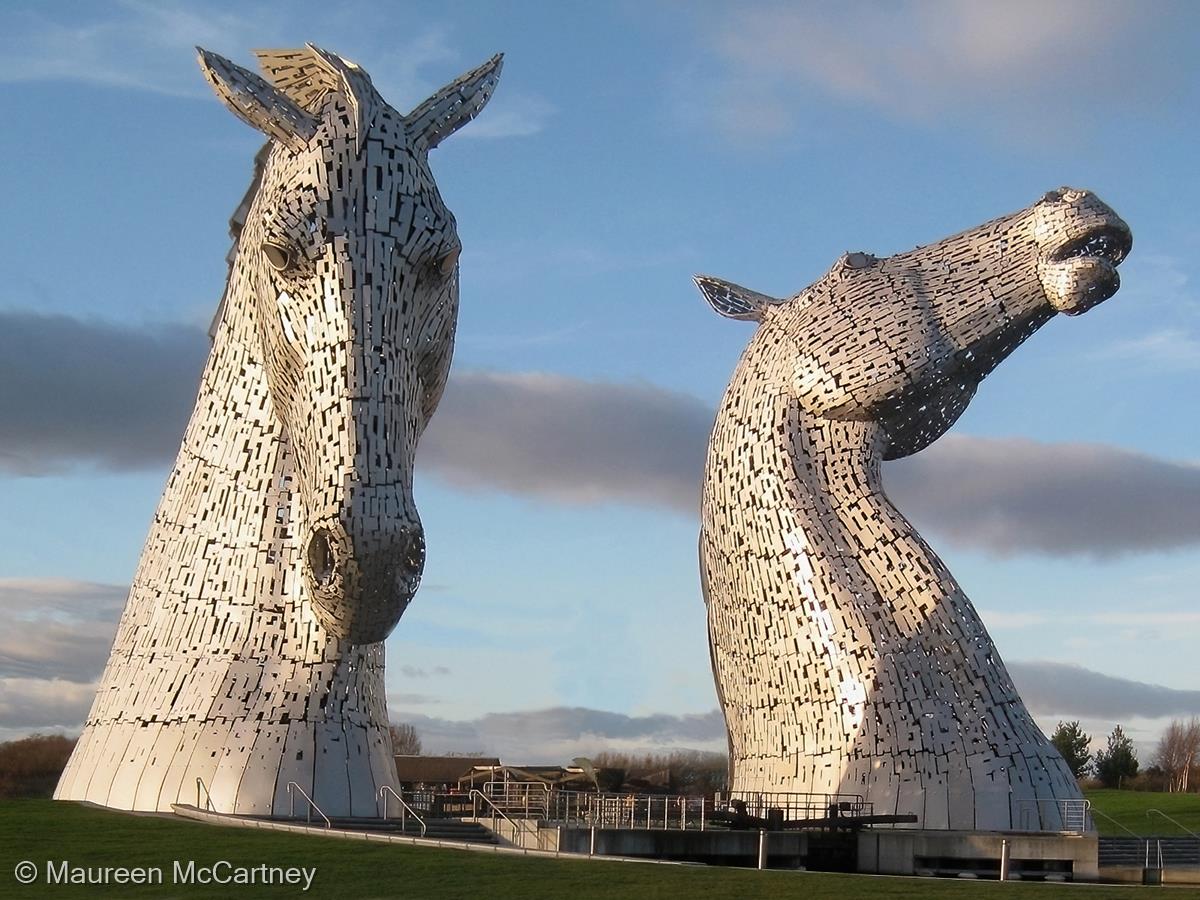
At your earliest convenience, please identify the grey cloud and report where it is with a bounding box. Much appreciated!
[427,374,1200,559]
[393,707,727,762]
[2,310,1196,558]
[422,371,710,511]
[0,311,204,474]
[0,677,96,732]
[888,436,1200,558]
[0,579,125,682]
[1009,661,1200,720]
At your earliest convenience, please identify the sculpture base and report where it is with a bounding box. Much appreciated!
[858,828,1098,882]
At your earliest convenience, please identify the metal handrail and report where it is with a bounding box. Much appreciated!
[1146,808,1200,840]
[471,789,538,842]
[550,791,706,830]
[195,777,216,812]
[285,782,331,829]
[1148,838,1163,870]
[1090,806,1142,838]
[379,785,427,837]
[1015,797,1091,833]
[480,782,549,825]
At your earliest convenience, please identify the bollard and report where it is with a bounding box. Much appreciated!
[999,839,1009,882]
[589,824,597,857]
[757,829,768,870]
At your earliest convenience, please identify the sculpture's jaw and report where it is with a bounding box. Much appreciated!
[1040,222,1132,316]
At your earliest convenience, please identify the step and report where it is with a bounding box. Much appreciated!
[269,816,499,844]
[1099,837,1200,867]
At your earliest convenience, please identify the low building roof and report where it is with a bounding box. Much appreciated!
[394,756,501,784]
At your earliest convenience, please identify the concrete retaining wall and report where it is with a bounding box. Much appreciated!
[857,829,1098,881]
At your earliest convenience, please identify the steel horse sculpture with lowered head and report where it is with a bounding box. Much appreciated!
[56,45,501,815]
[697,188,1131,830]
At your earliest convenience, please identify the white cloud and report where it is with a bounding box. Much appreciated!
[688,0,1187,142]
[0,0,270,97]
[0,3,548,137]
[395,707,727,762]
[1096,328,1200,372]
[454,92,554,140]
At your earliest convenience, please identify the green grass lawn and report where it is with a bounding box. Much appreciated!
[1085,789,1200,838]
[0,800,1159,899]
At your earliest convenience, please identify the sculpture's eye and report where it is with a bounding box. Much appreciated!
[437,246,461,276]
[842,251,873,270]
[262,241,294,271]
[1042,189,1065,204]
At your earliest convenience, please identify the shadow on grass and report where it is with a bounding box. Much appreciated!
[0,800,1148,899]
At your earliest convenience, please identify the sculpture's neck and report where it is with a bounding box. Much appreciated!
[122,281,330,662]
[788,406,963,635]
[707,358,962,638]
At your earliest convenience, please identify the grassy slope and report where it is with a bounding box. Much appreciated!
[1085,789,1200,838]
[0,801,1152,899]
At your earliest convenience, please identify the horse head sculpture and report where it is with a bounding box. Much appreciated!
[56,46,500,816]
[200,45,499,644]
[697,189,1130,830]
[697,188,1130,459]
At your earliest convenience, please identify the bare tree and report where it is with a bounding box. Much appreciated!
[390,723,422,756]
[1155,718,1200,793]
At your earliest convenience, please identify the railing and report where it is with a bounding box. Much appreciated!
[724,789,870,823]
[379,786,427,837]
[479,781,551,819]
[463,786,870,832]
[548,791,703,830]
[195,777,216,812]
[1015,798,1091,833]
[1146,808,1200,840]
[1091,806,1143,838]
[471,789,540,844]
[285,782,331,829]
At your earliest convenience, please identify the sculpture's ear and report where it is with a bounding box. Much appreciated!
[405,54,503,152]
[197,47,319,152]
[693,275,786,322]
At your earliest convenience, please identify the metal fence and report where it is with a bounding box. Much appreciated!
[393,782,1089,835]
[471,781,869,831]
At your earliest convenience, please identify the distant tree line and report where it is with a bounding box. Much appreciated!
[0,734,76,799]
[1050,717,1200,792]
[588,750,728,796]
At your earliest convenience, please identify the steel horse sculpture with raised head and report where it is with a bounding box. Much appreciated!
[697,188,1131,830]
[56,45,501,815]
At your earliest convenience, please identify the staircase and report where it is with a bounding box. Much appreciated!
[274,815,499,844]
[1099,837,1200,868]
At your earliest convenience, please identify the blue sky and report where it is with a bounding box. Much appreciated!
[0,0,1197,762]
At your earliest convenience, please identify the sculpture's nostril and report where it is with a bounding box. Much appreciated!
[395,528,426,596]
[307,528,336,586]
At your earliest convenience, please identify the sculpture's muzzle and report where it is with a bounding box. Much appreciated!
[304,515,425,645]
